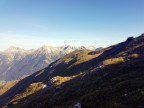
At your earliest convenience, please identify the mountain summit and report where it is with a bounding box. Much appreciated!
[0,34,144,108]
[0,45,96,81]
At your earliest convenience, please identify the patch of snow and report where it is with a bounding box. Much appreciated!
[73,103,81,108]
[42,84,47,89]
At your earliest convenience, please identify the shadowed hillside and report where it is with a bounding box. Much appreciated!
[0,34,144,108]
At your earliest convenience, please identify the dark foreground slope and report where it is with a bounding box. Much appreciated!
[0,34,144,108]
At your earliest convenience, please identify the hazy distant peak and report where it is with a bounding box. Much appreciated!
[5,46,23,52]
[7,46,20,50]
[0,45,78,81]
[2,45,97,54]
[40,45,54,48]
[78,46,96,50]
[62,45,76,51]
[59,45,74,49]
[38,45,53,50]
[86,46,96,50]
[79,46,86,49]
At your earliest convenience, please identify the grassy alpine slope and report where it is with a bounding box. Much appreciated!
[0,34,144,108]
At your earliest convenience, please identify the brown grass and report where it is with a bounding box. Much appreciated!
[103,57,125,65]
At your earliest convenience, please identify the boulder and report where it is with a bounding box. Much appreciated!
[73,103,81,108]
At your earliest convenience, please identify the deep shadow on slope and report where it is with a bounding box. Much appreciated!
[11,57,144,108]
[0,38,136,105]
[49,38,135,76]
[1,35,144,107]
[0,67,50,106]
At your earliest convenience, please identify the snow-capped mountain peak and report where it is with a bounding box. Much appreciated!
[0,45,96,81]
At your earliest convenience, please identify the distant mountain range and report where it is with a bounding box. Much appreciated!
[0,45,96,81]
[0,34,144,108]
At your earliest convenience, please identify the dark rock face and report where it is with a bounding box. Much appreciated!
[126,36,134,42]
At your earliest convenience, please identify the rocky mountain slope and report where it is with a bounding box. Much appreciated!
[0,34,144,108]
[0,45,96,81]
[0,81,6,87]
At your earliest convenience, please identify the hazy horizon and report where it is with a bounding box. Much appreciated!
[0,0,144,50]
[0,44,98,51]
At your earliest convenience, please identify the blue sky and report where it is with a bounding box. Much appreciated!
[0,0,144,50]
